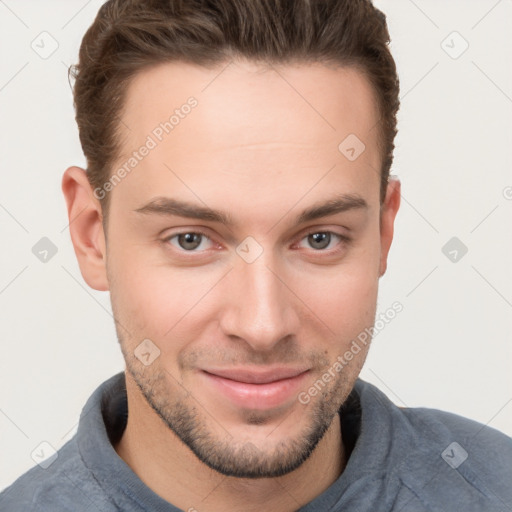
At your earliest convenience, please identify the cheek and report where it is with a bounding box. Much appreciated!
[108,246,223,347]
[298,270,377,336]
[292,240,380,337]
[307,274,377,380]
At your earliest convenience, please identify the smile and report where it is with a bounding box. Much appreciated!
[200,367,311,410]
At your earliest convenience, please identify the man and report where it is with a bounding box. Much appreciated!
[1,0,510,511]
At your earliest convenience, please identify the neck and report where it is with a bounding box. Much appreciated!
[114,373,346,512]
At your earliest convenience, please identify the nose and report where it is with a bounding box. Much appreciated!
[218,250,300,353]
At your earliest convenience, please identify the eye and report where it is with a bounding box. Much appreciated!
[162,229,350,255]
[297,231,350,251]
[164,231,214,252]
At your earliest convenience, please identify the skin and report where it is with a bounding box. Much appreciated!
[62,59,401,511]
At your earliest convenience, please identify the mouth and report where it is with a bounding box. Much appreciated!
[199,367,310,410]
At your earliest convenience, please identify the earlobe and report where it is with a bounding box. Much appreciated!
[379,177,401,277]
[61,166,109,291]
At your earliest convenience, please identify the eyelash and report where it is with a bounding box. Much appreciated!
[162,229,351,257]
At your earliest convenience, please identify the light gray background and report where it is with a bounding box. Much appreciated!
[1,0,511,490]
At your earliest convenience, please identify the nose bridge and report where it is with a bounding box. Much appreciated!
[220,246,298,351]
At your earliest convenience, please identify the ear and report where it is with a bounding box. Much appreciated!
[61,166,109,291]
[379,177,401,277]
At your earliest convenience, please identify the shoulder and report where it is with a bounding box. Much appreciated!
[354,380,512,510]
[404,407,512,510]
[356,378,512,458]
[401,403,512,473]
[0,438,117,512]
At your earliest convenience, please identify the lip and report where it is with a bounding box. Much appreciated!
[200,367,310,410]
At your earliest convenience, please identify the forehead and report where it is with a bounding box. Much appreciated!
[111,59,382,215]
[120,59,379,146]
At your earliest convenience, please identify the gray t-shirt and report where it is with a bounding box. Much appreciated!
[1,371,511,511]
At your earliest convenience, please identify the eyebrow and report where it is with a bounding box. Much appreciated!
[133,193,368,227]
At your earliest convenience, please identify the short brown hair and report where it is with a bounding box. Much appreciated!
[70,0,399,219]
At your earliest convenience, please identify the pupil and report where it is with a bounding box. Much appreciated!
[310,232,330,249]
[180,233,201,250]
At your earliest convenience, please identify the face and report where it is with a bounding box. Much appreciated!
[65,59,400,478]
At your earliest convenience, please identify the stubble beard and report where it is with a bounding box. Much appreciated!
[122,348,357,479]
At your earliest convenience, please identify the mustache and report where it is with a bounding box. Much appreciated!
[178,346,330,370]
